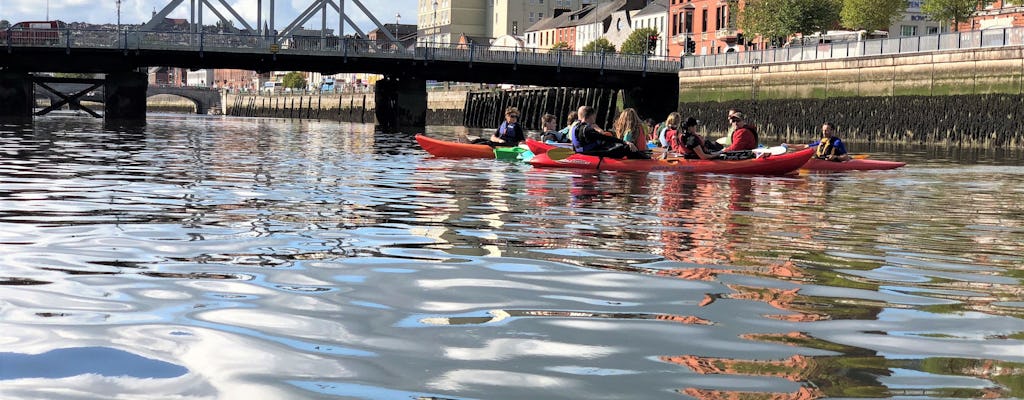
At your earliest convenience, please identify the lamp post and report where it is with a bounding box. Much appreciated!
[117,0,121,32]
[432,0,438,45]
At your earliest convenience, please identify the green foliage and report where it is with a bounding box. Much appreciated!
[921,0,993,31]
[621,27,658,55]
[550,41,569,50]
[581,37,616,53]
[739,0,841,45]
[841,0,908,32]
[281,71,307,89]
[0,20,10,30]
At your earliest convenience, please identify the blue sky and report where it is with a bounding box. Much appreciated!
[1,0,419,32]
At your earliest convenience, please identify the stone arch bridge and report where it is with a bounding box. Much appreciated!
[36,82,221,115]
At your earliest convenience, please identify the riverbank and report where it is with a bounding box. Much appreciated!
[223,91,468,126]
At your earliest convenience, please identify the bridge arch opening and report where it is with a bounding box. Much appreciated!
[146,94,200,114]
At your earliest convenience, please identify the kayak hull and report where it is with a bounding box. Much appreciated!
[524,139,570,154]
[530,148,815,175]
[802,158,906,171]
[416,134,495,158]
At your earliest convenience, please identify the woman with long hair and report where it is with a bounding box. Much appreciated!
[612,108,647,152]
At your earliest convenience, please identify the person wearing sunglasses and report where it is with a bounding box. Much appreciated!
[723,111,759,152]
[488,106,526,146]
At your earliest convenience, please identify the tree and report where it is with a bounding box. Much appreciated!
[921,0,992,32]
[621,27,659,55]
[841,0,908,33]
[581,37,616,53]
[0,20,10,30]
[550,41,570,50]
[740,0,841,46]
[282,72,307,89]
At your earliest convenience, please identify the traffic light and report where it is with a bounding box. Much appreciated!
[685,38,696,54]
[647,34,659,54]
[736,32,744,45]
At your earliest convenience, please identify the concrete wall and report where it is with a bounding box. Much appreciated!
[680,46,1024,102]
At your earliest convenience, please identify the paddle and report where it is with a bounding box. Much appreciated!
[547,147,576,161]
[752,145,787,156]
[852,154,870,159]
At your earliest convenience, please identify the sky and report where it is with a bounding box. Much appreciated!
[0,0,419,33]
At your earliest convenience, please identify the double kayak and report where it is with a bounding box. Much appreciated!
[802,157,906,171]
[530,147,815,175]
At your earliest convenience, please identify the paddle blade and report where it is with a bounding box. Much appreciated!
[852,154,871,159]
[547,147,576,161]
[752,145,787,156]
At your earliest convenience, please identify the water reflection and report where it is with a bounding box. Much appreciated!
[0,116,1020,399]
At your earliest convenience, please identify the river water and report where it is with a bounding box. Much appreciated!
[1,114,1021,400]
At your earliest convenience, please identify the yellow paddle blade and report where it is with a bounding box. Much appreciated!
[547,147,576,160]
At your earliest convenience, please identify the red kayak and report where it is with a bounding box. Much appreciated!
[524,138,568,154]
[530,148,814,175]
[802,157,906,171]
[416,134,496,158]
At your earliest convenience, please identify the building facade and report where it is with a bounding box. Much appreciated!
[889,0,947,37]
[417,0,488,45]
[669,0,744,57]
[632,0,669,57]
[961,0,1024,31]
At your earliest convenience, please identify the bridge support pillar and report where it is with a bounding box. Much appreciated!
[0,72,34,119]
[621,76,680,123]
[375,74,426,132]
[104,72,148,121]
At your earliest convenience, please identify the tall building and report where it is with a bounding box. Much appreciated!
[417,0,488,45]
[417,0,586,45]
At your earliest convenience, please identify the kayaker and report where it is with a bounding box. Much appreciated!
[539,114,566,142]
[570,106,648,159]
[612,108,648,153]
[723,111,758,152]
[653,112,681,148]
[669,117,721,160]
[488,107,526,146]
[555,111,578,141]
[785,122,850,161]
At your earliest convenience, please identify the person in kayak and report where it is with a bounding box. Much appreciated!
[669,117,721,160]
[473,107,525,146]
[570,106,648,159]
[723,111,759,152]
[653,112,681,148]
[785,122,851,161]
[612,108,648,153]
[539,114,565,142]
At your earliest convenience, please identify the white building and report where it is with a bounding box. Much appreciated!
[632,0,669,57]
[889,0,947,36]
[186,70,215,87]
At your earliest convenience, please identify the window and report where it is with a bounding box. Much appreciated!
[701,9,707,32]
[927,26,939,35]
[901,25,918,36]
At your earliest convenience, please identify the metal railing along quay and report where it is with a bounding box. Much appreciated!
[683,26,1024,69]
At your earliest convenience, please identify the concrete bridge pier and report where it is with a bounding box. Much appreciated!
[622,76,680,122]
[375,74,426,133]
[0,72,34,119]
[104,72,148,121]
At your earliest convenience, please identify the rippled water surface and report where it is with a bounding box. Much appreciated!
[1,115,1022,399]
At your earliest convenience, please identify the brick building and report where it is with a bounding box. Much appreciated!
[668,0,745,57]
[960,0,1024,31]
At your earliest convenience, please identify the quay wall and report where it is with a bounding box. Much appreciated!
[679,46,1024,146]
[224,91,469,126]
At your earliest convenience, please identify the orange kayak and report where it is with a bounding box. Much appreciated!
[802,157,906,171]
[415,134,496,158]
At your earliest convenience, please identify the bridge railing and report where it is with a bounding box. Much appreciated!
[683,26,1024,69]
